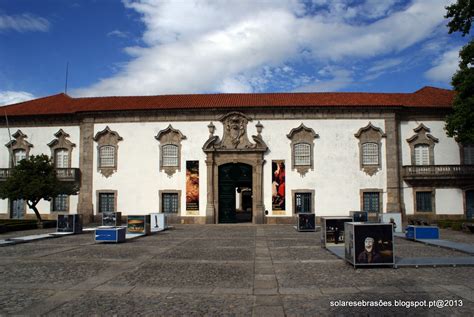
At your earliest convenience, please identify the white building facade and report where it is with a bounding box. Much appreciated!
[0,87,472,224]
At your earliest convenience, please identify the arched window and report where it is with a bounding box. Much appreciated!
[99,145,116,168]
[13,149,26,166]
[414,144,429,165]
[362,142,379,165]
[294,143,311,166]
[54,148,69,168]
[162,144,179,167]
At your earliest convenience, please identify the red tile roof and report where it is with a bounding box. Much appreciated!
[1,86,454,117]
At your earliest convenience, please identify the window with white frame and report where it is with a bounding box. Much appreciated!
[52,194,68,212]
[414,144,430,165]
[464,144,474,165]
[294,143,311,166]
[99,145,115,168]
[162,193,179,213]
[162,144,179,167]
[362,142,379,165]
[55,148,69,168]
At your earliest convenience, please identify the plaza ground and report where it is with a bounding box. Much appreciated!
[1,225,474,316]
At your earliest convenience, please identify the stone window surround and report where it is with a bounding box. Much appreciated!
[463,188,474,218]
[287,124,319,176]
[155,125,186,177]
[406,123,439,165]
[50,194,70,213]
[5,129,33,167]
[159,190,182,214]
[291,189,315,215]
[354,122,386,176]
[94,126,123,178]
[413,187,436,214]
[96,190,118,214]
[459,143,474,165]
[360,188,383,213]
[47,129,76,168]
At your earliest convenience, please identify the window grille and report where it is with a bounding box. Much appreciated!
[162,145,178,167]
[363,192,380,213]
[53,194,68,212]
[416,191,432,212]
[464,144,474,165]
[13,149,26,166]
[99,193,115,213]
[414,144,429,165]
[99,146,115,167]
[295,192,312,213]
[163,193,178,213]
[55,149,69,168]
[294,143,311,166]
[362,143,379,165]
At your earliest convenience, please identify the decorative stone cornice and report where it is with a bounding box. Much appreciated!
[94,126,122,178]
[406,123,438,165]
[287,123,318,176]
[155,125,186,176]
[354,122,386,176]
[48,129,76,168]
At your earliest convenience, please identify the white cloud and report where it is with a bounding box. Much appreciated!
[0,91,35,106]
[0,14,50,32]
[294,68,353,92]
[73,0,452,96]
[107,30,130,38]
[425,48,460,83]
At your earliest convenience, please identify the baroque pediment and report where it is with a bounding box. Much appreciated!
[203,112,267,152]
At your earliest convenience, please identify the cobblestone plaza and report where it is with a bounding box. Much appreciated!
[1,225,474,316]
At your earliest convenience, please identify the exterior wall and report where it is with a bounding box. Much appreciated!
[92,122,208,216]
[0,126,80,217]
[91,119,387,218]
[403,187,463,216]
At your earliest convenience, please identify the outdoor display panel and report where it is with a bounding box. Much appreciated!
[102,211,122,227]
[406,225,440,240]
[95,227,126,243]
[379,213,402,233]
[272,160,286,211]
[127,215,150,235]
[296,213,315,232]
[350,211,368,222]
[150,213,168,232]
[344,222,394,267]
[186,161,199,211]
[57,214,82,233]
[321,217,352,248]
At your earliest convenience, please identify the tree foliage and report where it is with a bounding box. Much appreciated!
[445,0,474,143]
[0,154,78,222]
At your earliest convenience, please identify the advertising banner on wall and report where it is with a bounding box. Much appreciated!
[272,160,285,211]
[186,161,199,211]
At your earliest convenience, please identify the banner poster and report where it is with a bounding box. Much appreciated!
[272,160,285,211]
[186,161,199,211]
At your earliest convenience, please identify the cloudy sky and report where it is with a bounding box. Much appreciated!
[0,0,468,105]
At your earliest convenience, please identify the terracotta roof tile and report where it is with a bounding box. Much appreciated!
[2,86,454,117]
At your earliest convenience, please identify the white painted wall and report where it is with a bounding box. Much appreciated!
[0,126,80,216]
[403,186,463,216]
[400,121,460,166]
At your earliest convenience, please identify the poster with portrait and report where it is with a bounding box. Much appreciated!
[272,160,285,211]
[350,223,394,266]
[186,161,199,211]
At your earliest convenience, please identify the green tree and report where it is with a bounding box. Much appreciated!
[0,154,79,223]
[445,0,474,143]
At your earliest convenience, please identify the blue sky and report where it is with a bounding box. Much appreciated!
[0,0,469,105]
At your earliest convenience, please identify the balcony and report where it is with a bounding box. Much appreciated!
[402,165,474,186]
[0,168,81,183]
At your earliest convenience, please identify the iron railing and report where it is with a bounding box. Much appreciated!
[402,165,474,178]
[0,168,80,182]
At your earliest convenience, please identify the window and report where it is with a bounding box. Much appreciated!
[162,144,179,167]
[362,143,379,165]
[162,193,179,213]
[414,144,429,166]
[99,145,115,168]
[295,192,312,213]
[13,149,26,166]
[99,193,115,213]
[416,191,433,212]
[294,143,311,166]
[363,192,380,213]
[52,194,68,212]
[464,144,474,165]
[55,149,69,168]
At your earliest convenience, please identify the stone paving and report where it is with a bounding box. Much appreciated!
[0,225,473,316]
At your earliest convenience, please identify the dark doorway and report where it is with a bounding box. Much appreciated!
[467,190,474,220]
[218,163,252,223]
[10,199,25,219]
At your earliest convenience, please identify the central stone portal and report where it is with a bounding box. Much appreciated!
[218,163,253,223]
